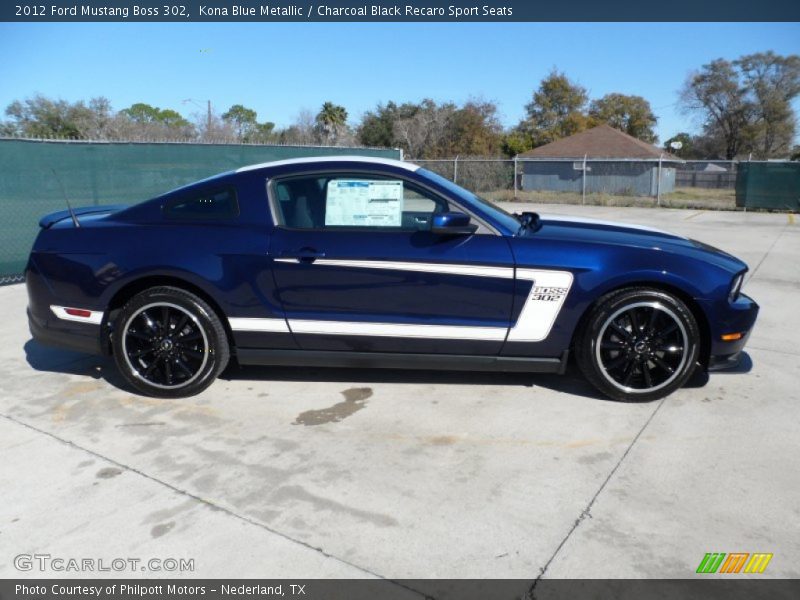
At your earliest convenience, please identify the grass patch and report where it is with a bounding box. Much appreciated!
[483,187,737,210]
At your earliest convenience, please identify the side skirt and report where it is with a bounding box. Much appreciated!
[235,348,569,374]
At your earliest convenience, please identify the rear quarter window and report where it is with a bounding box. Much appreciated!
[163,187,239,220]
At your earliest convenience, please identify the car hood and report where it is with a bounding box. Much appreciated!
[532,213,747,273]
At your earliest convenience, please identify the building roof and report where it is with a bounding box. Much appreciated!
[519,124,678,160]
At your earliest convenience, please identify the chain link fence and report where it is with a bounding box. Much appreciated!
[410,158,515,192]
[408,157,782,210]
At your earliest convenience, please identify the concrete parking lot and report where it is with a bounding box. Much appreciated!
[1,204,798,587]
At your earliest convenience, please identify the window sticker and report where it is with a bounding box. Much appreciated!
[325,179,403,227]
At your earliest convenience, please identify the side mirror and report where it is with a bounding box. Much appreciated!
[431,211,478,235]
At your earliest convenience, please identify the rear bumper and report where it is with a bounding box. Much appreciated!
[25,258,105,356]
[28,307,104,355]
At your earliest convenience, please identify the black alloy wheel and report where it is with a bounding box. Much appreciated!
[576,288,700,402]
[112,286,229,397]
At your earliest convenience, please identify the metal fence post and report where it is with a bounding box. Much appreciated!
[513,156,518,199]
[656,153,663,206]
[582,154,587,205]
[453,156,458,184]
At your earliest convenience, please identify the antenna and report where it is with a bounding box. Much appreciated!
[50,168,80,228]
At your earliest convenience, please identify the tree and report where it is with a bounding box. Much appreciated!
[358,101,419,147]
[249,122,276,143]
[501,130,535,156]
[315,102,349,144]
[222,104,258,140]
[358,98,503,157]
[680,53,800,159]
[662,132,695,158]
[521,70,589,146]
[680,59,753,160]
[157,109,191,129]
[393,99,457,158]
[735,51,800,158]
[278,109,318,145]
[588,93,658,143]
[446,99,503,156]
[120,103,191,128]
[120,103,163,124]
[67,97,116,139]
[119,102,194,139]
[4,95,95,138]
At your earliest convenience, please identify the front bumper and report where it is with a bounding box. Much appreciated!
[705,293,759,371]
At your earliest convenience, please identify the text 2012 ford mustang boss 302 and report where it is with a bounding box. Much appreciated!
[26,157,758,401]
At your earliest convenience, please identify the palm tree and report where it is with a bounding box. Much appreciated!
[315,102,348,144]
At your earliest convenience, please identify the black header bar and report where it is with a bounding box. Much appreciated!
[3,0,800,22]
[3,579,800,600]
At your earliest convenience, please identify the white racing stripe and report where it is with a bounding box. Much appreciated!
[274,257,513,279]
[236,156,418,173]
[507,269,574,342]
[228,317,290,333]
[541,214,686,238]
[288,319,507,341]
[227,317,506,340]
[228,259,574,343]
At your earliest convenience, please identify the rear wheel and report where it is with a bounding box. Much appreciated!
[112,286,229,397]
[575,288,700,402]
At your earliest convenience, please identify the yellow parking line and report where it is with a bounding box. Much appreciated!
[789,213,796,225]
[684,211,706,220]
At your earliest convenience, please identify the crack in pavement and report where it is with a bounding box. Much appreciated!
[527,396,668,597]
[745,223,790,285]
[1,412,428,598]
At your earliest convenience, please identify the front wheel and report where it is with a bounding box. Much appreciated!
[112,286,229,398]
[575,288,700,402]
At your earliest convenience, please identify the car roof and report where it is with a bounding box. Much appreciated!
[143,156,418,203]
[234,155,419,174]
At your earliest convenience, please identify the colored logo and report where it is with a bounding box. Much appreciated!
[696,552,773,574]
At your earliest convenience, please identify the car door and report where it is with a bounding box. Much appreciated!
[267,170,516,355]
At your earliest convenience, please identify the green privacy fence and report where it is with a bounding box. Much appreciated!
[0,138,401,282]
[736,162,800,210]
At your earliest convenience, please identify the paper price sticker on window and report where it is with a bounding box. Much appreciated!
[326,180,403,227]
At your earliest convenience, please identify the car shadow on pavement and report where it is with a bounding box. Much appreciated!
[23,338,127,390]
[224,362,614,402]
[25,338,737,404]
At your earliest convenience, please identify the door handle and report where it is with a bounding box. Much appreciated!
[278,248,326,263]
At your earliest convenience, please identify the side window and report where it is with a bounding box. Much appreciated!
[273,175,447,231]
[164,187,238,220]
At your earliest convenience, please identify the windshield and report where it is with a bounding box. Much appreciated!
[417,168,521,234]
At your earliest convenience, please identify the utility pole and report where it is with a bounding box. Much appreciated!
[207,100,212,135]
[657,153,663,206]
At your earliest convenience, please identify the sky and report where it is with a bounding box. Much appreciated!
[1,22,799,143]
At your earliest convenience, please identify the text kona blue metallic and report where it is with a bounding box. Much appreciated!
[26,156,758,401]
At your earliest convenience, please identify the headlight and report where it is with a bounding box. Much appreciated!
[729,272,745,303]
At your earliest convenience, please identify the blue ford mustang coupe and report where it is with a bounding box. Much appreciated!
[26,156,758,401]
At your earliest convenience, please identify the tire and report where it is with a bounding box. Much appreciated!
[112,286,229,398]
[575,287,700,402]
